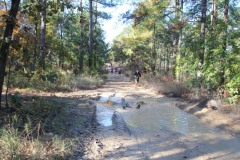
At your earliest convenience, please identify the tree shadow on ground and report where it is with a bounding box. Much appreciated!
[99,126,240,160]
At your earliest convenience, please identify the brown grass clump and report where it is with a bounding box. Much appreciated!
[104,100,115,106]
[10,71,106,92]
[142,74,191,98]
[0,95,94,159]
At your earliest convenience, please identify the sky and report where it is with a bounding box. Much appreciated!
[70,0,137,44]
[97,1,139,44]
[99,4,133,44]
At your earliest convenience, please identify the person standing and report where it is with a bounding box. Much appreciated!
[134,69,141,84]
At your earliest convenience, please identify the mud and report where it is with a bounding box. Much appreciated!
[83,73,240,160]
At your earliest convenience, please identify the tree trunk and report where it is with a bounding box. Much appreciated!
[60,24,64,69]
[158,43,163,71]
[151,21,156,75]
[39,0,46,69]
[79,0,84,73]
[166,48,170,72]
[220,0,228,85]
[33,22,38,68]
[175,0,184,82]
[172,0,180,76]
[211,0,217,26]
[88,0,93,74]
[199,0,207,66]
[93,1,98,71]
[196,0,207,96]
[205,0,217,88]
[0,0,21,108]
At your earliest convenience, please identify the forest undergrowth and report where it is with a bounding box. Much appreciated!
[0,72,103,159]
[141,74,240,111]
[9,69,106,92]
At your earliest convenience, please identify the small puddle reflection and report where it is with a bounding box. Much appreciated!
[96,96,122,127]
[96,104,113,127]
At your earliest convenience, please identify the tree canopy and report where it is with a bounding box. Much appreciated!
[0,0,239,104]
[0,0,117,107]
[111,0,240,102]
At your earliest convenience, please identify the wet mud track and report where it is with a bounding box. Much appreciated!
[83,74,240,160]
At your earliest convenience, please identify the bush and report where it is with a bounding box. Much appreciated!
[226,73,240,104]
[70,76,104,89]
[9,69,106,91]
[10,74,29,88]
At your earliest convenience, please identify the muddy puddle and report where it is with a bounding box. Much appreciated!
[90,74,240,159]
[96,95,219,136]
[96,96,122,127]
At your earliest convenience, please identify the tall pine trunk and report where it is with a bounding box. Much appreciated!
[172,0,180,76]
[93,1,98,71]
[0,0,21,108]
[33,22,38,68]
[151,21,156,75]
[220,0,228,85]
[211,0,217,26]
[39,0,46,69]
[88,0,93,74]
[196,0,207,97]
[207,0,217,88]
[199,0,207,66]
[79,0,84,73]
[175,0,183,82]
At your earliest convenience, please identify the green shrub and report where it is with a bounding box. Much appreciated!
[226,73,240,104]
[10,74,29,88]
[9,69,106,91]
[68,76,104,89]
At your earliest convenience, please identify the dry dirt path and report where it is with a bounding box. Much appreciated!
[83,73,240,160]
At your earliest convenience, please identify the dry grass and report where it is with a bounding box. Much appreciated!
[67,76,105,90]
[10,71,106,92]
[0,96,94,159]
[0,128,78,160]
[142,74,191,98]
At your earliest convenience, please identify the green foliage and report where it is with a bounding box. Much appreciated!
[10,73,29,88]
[14,0,110,78]
[112,0,240,104]
[8,91,21,108]
[10,68,106,91]
[226,73,240,104]
[68,75,105,90]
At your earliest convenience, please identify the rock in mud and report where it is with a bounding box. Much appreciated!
[207,100,220,110]
[137,100,145,105]
[103,100,115,106]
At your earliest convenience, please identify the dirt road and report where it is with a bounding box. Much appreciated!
[83,73,240,160]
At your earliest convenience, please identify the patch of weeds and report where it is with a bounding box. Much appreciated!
[60,75,105,90]
[10,70,106,92]
[142,74,191,98]
[0,97,89,159]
